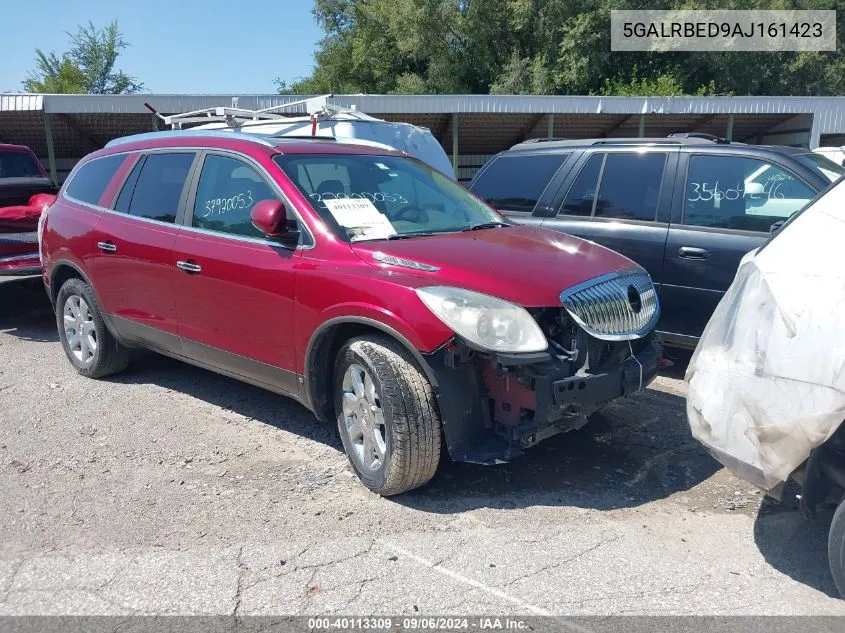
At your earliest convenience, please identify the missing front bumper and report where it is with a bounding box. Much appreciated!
[427,337,660,464]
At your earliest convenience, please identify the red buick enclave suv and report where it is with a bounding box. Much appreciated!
[41,131,661,494]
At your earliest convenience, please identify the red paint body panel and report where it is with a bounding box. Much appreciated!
[41,200,100,279]
[42,133,644,410]
[173,230,300,371]
[292,245,456,373]
[350,226,638,307]
[0,253,40,275]
[88,211,181,334]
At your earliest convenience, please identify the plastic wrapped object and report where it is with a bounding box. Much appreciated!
[0,193,55,232]
[686,180,845,493]
[28,192,56,210]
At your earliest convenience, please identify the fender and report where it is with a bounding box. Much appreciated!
[302,310,451,418]
[49,258,123,344]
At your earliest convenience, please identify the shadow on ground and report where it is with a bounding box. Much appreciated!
[0,277,56,342]
[112,350,343,453]
[120,350,717,512]
[399,384,718,512]
[1,278,718,511]
[753,486,839,598]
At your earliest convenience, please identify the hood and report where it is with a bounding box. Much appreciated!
[351,225,642,307]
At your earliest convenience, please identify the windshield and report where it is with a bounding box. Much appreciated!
[274,154,503,242]
[796,152,845,183]
[0,150,43,178]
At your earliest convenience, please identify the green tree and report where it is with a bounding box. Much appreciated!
[281,0,845,97]
[24,21,143,94]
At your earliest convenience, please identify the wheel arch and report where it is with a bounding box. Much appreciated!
[800,422,845,517]
[303,316,441,423]
[50,259,122,343]
[49,260,91,305]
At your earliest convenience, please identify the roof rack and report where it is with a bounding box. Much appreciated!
[145,94,373,130]
[519,137,569,144]
[667,132,730,144]
[511,133,733,150]
[591,139,685,145]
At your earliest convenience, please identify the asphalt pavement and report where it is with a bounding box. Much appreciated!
[1,277,843,617]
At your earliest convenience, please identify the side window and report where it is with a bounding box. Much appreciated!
[65,154,126,206]
[684,155,816,232]
[124,153,195,224]
[471,154,568,212]
[192,154,278,238]
[113,156,144,214]
[594,153,666,221]
[560,153,603,216]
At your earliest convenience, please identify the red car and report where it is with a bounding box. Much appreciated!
[0,143,57,276]
[41,131,661,495]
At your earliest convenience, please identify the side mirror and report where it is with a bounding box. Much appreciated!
[250,199,288,238]
[770,220,785,235]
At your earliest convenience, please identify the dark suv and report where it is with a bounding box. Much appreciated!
[469,135,843,348]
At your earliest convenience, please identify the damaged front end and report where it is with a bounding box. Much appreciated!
[428,270,661,464]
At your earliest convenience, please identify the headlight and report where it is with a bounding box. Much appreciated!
[416,286,547,353]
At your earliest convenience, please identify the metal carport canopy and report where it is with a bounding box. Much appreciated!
[4,93,845,182]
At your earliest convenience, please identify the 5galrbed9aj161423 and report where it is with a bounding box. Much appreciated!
[40,130,661,495]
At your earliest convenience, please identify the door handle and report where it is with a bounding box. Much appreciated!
[176,260,202,273]
[677,246,710,260]
[96,241,117,253]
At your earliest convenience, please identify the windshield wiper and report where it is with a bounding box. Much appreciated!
[463,222,509,232]
[386,231,442,240]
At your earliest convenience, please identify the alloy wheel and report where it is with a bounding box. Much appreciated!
[340,363,387,471]
[63,295,97,365]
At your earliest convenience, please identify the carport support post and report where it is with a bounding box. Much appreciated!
[726,113,734,141]
[43,113,58,185]
[451,113,459,176]
[547,114,554,138]
[638,114,645,138]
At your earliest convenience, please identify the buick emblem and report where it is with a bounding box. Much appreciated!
[627,285,642,313]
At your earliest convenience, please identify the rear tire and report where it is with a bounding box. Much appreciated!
[828,497,845,597]
[334,334,441,496]
[56,278,129,379]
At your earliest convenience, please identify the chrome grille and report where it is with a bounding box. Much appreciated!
[560,269,659,341]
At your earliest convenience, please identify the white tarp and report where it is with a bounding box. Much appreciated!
[686,179,845,493]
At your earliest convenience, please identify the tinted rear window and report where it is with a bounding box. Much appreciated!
[65,154,126,206]
[471,154,567,212]
[0,150,42,178]
[123,153,195,223]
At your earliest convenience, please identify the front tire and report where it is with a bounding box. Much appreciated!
[56,278,129,378]
[334,334,441,496]
[829,497,845,597]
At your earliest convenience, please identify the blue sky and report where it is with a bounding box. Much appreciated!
[1,0,322,93]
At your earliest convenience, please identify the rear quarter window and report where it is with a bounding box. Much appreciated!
[471,154,568,212]
[65,154,126,206]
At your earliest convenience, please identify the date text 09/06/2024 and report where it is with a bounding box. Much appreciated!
[307,617,530,630]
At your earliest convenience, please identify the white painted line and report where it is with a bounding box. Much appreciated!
[378,539,553,616]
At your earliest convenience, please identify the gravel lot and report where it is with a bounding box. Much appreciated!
[1,277,844,616]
